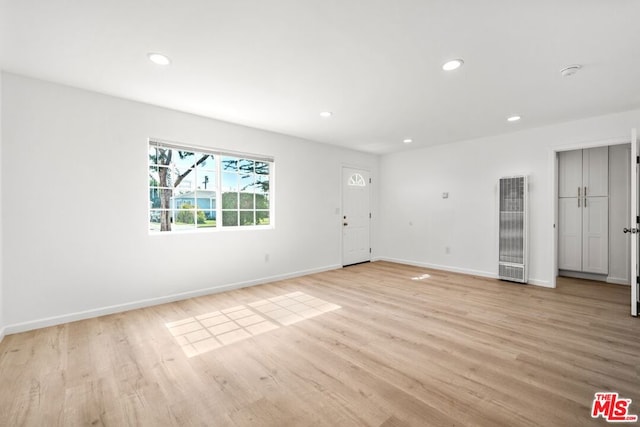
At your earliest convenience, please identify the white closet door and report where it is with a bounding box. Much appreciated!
[582,197,609,274]
[558,150,583,198]
[558,197,583,271]
[583,146,609,197]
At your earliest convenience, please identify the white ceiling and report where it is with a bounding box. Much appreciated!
[1,0,639,154]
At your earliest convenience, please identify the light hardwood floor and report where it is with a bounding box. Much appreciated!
[0,261,639,426]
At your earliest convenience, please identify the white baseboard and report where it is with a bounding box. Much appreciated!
[559,270,607,282]
[373,256,554,288]
[606,277,631,286]
[527,278,554,288]
[558,270,630,286]
[4,264,341,336]
[0,326,5,344]
[376,256,497,279]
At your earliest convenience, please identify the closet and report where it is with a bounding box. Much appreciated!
[558,146,609,275]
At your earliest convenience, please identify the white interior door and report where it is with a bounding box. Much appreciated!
[558,197,582,270]
[582,196,608,274]
[558,149,582,198]
[630,129,639,317]
[342,167,371,266]
[583,146,609,197]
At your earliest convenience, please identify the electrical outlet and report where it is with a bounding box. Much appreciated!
[265,253,270,262]
[445,246,451,254]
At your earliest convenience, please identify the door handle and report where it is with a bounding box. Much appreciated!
[577,187,581,207]
[623,228,638,234]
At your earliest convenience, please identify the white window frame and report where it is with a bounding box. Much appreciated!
[148,139,274,233]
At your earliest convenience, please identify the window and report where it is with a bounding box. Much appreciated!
[148,140,272,232]
[348,173,366,187]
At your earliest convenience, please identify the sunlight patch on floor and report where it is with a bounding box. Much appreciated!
[411,274,431,281]
[166,291,341,357]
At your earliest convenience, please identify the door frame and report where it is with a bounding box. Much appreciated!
[631,128,638,316]
[341,164,372,266]
[550,136,631,288]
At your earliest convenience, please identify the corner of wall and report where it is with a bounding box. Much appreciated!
[0,70,5,343]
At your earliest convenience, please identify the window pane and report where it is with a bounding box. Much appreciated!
[222,191,238,209]
[256,193,269,209]
[222,172,238,192]
[239,192,254,209]
[239,159,254,173]
[222,210,238,226]
[175,209,196,225]
[153,147,173,166]
[197,210,216,228]
[221,156,238,171]
[174,170,195,192]
[194,209,210,227]
[193,191,216,210]
[196,170,216,190]
[173,151,196,173]
[149,210,166,231]
[255,176,269,193]
[173,199,190,209]
[240,174,254,192]
[195,154,215,171]
[149,146,159,165]
[255,162,269,175]
[150,187,174,210]
[149,187,162,208]
[150,166,173,187]
[240,211,255,226]
[208,195,217,210]
[256,211,270,225]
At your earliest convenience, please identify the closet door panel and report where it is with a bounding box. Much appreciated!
[558,150,583,198]
[558,197,583,271]
[583,146,609,197]
[582,197,609,274]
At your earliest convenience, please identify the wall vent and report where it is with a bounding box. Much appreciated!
[498,176,528,283]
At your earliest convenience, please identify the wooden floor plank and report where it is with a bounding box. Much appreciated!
[1,261,638,426]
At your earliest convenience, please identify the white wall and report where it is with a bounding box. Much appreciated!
[1,73,378,331]
[0,72,4,342]
[378,109,640,286]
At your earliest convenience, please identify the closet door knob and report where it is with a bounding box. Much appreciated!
[623,228,638,234]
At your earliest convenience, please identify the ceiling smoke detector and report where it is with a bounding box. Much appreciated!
[560,64,581,77]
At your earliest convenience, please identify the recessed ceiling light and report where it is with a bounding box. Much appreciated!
[507,115,522,122]
[148,52,171,66]
[442,59,464,71]
[560,64,581,77]
[403,139,413,144]
[319,111,333,118]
